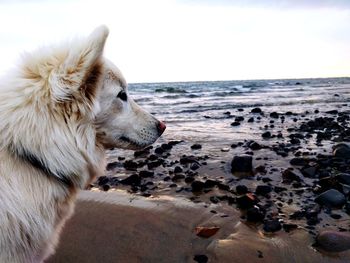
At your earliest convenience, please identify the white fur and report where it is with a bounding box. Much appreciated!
[0,26,164,262]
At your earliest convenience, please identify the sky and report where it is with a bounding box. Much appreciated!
[0,0,349,83]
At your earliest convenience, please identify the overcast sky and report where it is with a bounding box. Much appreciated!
[0,0,349,83]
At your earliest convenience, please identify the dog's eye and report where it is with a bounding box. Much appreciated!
[117,90,127,101]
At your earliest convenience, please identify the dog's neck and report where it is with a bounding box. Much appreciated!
[7,142,105,190]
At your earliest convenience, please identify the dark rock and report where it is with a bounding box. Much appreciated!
[180,156,198,165]
[290,138,301,144]
[237,193,258,209]
[101,184,110,191]
[270,112,279,118]
[326,110,339,115]
[191,181,205,192]
[282,169,302,183]
[185,176,195,184]
[231,121,241,126]
[315,189,346,208]
[134,149,150,158]
[120,174,141,186]
[251,107,262,114]
[97,176,109,186]
[246,207,265,222]
[316,231,350,252]
[301,166,317,178]
[337,173,350,185]
[203,179,218,188]
[139,170,154,178]
[193,254,208,263]
[191,144,202,150]
[274,186,287,193]
[174,166,183,174]
[123,160,138,170]
[161,143,172,150]
[190,163,200,170]
[333,143,350,159]
[231,155,253,176]
[283,223,298,232]
[290,157,308,166]
[248,141,262,150]
[106,162,119,171]
[263,219,282,232]
[247,117,254,122]
[210,196,220,204]
[255,185,272,196]
[154,147,164,154]
[261,131,271,139]
[236,185,248,195]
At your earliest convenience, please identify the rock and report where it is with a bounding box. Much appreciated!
[283,223,298,232]
[261,131,271,139]
[120,174,141,186]
[134,149,150,158]
[235,116,244,122]
[101,184,110,191]
[231,121,241,126]
[255,185,272,196]
[246,207,265,222]
[203,179,218,188]
[326,110,339,115]
[236,185,248,195]
[237,193,258,209]
[248,141,262,150]
[139,170,154,178]
[301,166,317,178]
[316,231,350,252]
[290,157,308,166]
[172,174,185,181]
[97,176,109,186]
[190,163,200,170]
[174,166,183,174]
[191,181,205,192]
[185,176,195,184]
[315,189,346,208]
[333,143,350,159]
[106,162,119,171]
[123,160,138,170]
[154,147,164,154]
[251,107,262,114]
[270,112,279,118]
[221,147,230,152]
[247,117,254,123]
[191,144,202,150]
[337,173,350,185]
[193,255,208,263]
[195,226,220,238]
[161,143,172,150]
[263,219,282,232]
[282,169,302,183]
[231,155,253,176]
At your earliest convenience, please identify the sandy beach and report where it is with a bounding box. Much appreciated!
[48,82,350,263]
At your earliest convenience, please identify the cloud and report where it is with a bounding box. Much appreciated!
[179,0,350,9]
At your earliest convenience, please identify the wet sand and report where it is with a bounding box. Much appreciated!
[48,191,350,263]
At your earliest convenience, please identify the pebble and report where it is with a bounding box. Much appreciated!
[261,131,271,139]
[231,155,253,176]
[333,143,350,159]
[191,144,202,150]
[316,230,350,252]
[263,219,282,232]
[193,255,208,263]
[315,189,346,208]
[255,185,272,196]
[246,207,265,222]
[251,107,262,113]
[191,181,205,192]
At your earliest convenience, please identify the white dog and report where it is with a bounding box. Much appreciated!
[0,26,165,263]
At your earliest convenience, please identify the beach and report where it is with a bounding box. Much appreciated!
[49,78,350,262]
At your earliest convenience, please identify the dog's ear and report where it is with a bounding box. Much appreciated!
[52,25,109,102]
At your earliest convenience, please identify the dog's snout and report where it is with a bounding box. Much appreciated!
[157,121,166,135]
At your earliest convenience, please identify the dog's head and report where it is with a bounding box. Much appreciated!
[40,26,165,151]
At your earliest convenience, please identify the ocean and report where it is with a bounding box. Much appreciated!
[128,78,350,145]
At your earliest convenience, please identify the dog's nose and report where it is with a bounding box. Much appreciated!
[157,121,166,135]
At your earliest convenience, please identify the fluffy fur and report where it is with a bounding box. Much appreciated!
[0,26,165,262]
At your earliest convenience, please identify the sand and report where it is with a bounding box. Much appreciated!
[47,190,350,263]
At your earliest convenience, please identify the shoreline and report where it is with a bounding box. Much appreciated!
[52,103,350,262]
